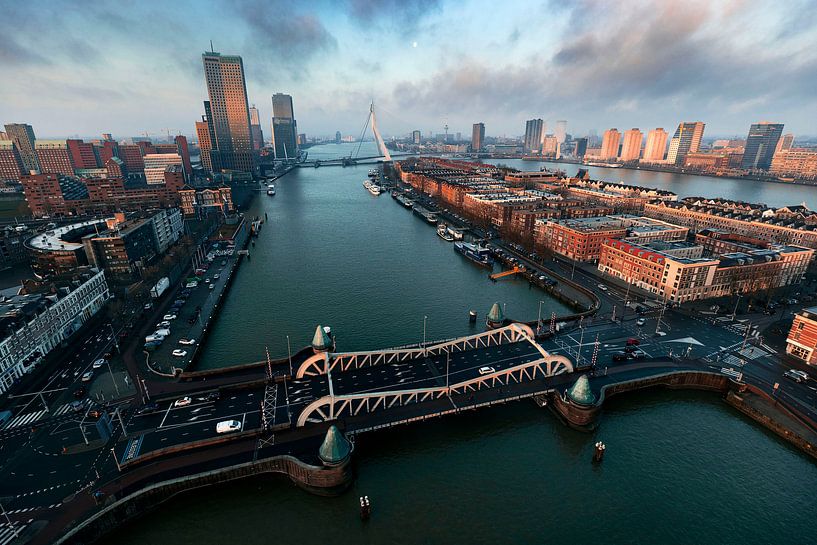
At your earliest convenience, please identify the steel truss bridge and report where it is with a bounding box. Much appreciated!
[295,324,574,427]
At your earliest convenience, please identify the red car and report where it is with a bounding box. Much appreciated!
[626,338,640,346]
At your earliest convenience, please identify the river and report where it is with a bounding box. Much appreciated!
[102,144,817,544]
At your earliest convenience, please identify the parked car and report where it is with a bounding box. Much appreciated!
[172,349,188,357]
[178,338,196,345]
[163,314,177,321]
[173,396,192,408]
[158,321,171,328]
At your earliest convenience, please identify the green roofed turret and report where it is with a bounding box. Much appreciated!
[566,375,596,406]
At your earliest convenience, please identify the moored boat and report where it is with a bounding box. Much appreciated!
[454,241,493,267]
[437,223,454,241]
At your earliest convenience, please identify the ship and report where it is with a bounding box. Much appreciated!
[412,204,438,224]
[454,241,493,267]
[447,227,464,240]
[363,179,381,196]
[437,223,454,241]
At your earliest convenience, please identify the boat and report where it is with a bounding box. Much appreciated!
[368,169,378,177]
[363,180,381,196]
[454,241,493,267]
[447,227,464,240]
[437,223,454,241]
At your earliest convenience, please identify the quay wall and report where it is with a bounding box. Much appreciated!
[56,455,352,545]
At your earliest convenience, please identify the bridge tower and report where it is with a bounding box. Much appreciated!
[311,325,333,353]
[319,425,352,467]
[565,375,596,406]
[486,302,505,329]
[369,102,392,162]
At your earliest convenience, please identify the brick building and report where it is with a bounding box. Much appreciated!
[786,307,817,364]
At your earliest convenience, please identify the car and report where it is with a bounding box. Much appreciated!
[626,338,640,346]
[92,358,106,369]
[172,349,188,357]
[69,400,84,412]
[163,314,177,321]
[597,284,608,292]
[655,330,667,337]
[612,352,628,362]
[209,284,215,290]
[197,391,220,402]
[73,387,87,399]
[158,320,171,328]
[88,409,103,419]
[636,318,646,326]
[81,371,93,382]
[135,402,160,415]
[214,274,220,280]
[173,396,192,408]
[216,420,242,434]
[143,303,153,310]
[784,369,809,383]
[629,349,647,360]
[178,338,196,345]
[478,366,496,375]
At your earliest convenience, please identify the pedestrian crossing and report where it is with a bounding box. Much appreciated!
[1,410,47,431]
[0,519,31,545]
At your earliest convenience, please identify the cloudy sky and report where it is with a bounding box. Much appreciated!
[2,0,816,140]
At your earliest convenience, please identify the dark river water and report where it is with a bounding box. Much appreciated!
[101,144,817,545]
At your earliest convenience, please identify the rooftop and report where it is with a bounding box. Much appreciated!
[26,219,107,252]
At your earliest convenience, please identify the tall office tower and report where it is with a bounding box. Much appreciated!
[555,120,567,144]
[4,123,39,173]
[196,116,214,173]
[742,122,785,170]
[642,128,668,162]
[471,123,485,152]
[270,93,298,160]
[0,140,24,181]
[574,138,588,158]
[249,105,264,151]
[523,119,544,153]
[201,50,255,173]
[776,133,795,153]
[34,140,75,176]
[412,130,422,144]
[600,129,621,160]
[335,131,342,144]
[619,129,643,161]
[666,121,705,165]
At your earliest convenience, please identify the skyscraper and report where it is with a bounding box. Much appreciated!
[412,130,422,144]
[523,119,544,153]
[666,122,705,165]
[249,105,264,151]
[574,138,588,159]
[619,129,643,161]
[642,128,668,162]
[4,123,39,173]
[471,123,485,152]
[555,120,567,144]
[776,133,795,153]
[271,93,298,160]
[600,129,621,160]
[201,50,254,173]
[742,122,785,170]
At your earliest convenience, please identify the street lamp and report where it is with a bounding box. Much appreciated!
[731,293,743,321]
[422,315,428,356]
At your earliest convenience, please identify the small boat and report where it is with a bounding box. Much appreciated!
[447,227,464,240]
[368,169,378,177]
[363,180,381,196]
[454,241,493,268]
[437,223,454,241]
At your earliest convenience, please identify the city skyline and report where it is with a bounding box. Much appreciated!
[2,0,816,139]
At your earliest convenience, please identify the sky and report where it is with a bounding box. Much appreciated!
[1,0,816,141]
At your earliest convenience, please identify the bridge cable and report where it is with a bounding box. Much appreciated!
[353,110,371,160]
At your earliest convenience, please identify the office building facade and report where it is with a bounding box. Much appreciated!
[742,122,784,170]
[471,123,485,152]
[666,122,705,165]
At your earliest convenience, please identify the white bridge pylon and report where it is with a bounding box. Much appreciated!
[295,324,574,427]
[370,102,391,161]
[297,323,539,379]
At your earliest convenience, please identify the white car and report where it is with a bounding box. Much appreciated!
[636,318,646,326]
[478,366,495,375]
[81,371,94,382]
[597,284,608,291]
[92,358,105,369]
[173,396,192,407]
[178,338,196,346]
[163,314,177,321]
[216,420,242,434]
[158,321,171,328]
[172,349,188,357]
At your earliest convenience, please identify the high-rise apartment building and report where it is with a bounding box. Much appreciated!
[523,119,544,153]
[0,141,24,181]
[666,122,705,165]
[742,122,784,171]
[201,50,254,173]
[4,123,39,173]
[642,128,668,162]
[619,129,643,161]
[66,139,99,169]
[271,93,298,160]
[600,129,621,160]
[249,105,264,151]
[412,130,422,144]
[471,123,485,152]
[35,140,75,176]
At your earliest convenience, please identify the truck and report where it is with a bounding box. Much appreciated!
[150,277,170,299]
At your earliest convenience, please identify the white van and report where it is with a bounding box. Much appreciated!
[216,420,242,434]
